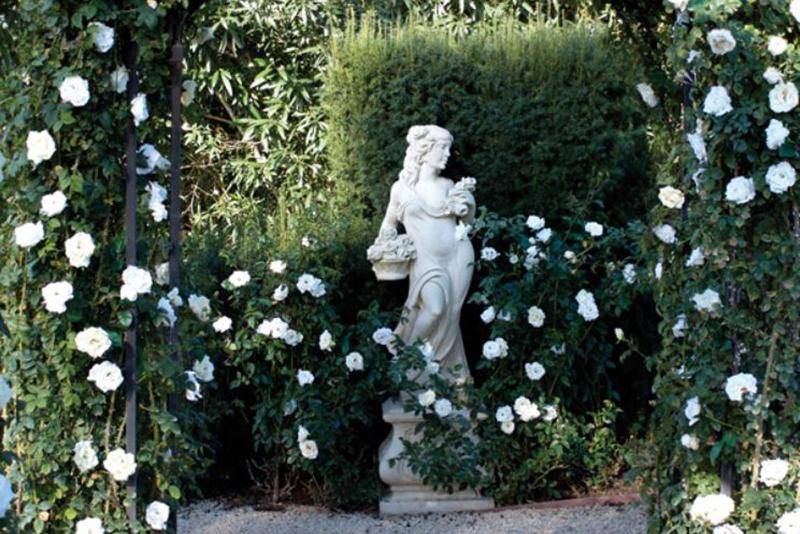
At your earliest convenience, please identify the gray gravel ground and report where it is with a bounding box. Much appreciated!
[179,501,647,534]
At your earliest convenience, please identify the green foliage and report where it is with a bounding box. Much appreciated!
[324,17,653,225]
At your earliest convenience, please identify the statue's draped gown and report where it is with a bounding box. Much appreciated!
[393,179,474,381]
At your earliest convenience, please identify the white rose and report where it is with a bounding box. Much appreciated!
[136,144,170,175]
[668,0,688,10]
[146,182,168,222]
[212,316,232,333]
[418,389,436,407]
[514,396,540,422]
[155,262,170,286]
[527,306,545,327]
[145,501,170,530]
[703,86,733,117]
[226,270,251,288]
[658,186,685,209]
[542,405,558,422]
[584,221,603,237]
[526,215,545,231]
[372,327,395,346]
[89,22,115,53]
[59,75,90,107]
[686,247,705,267]
[73,440,99,472]
[14,221,44,248]
[500,421,515,434]
[575,289,599,321]
[181,80,197,106]
[40,191,68,217]
[759,459,789,487]
[725,176,756,204]
[185,371,202,401]
[536,228,552,243]
[615,328,625,341]
[269,260,287,273]
[766,119,790,150]
[121,266,153,301]
[296,273,326,297]
[482,338,508,360]
[299,439,318,460]
[75,327,112,359]
[766,161,797,194]
[26,130,56,167]
[685,396,701,426]
[777,508,800,534]
[88,361,123,393]
[635,82,658,107]
[653,224,677,244]
[65,232,96,268]
[764,67,784,85]
[770,82,799,113]
[792,0,800,22]
[707,29,736,55]
[724,372,757,402]
[480,306,496,324]
[693,288,722,312]
[687,125,707,163]
[131,93,149,126]
[297,369,314,387]
[103,448,136,481]
[297,425,310,443]
[75,517,104,534]
[345,352,364,372]
[434,398,453,418]
[188,294,211,322]
[256,317,289,339]
[495,405,513,423]
[193,355,214,382]
[681,434,700,451]
[110,66,129,93]
[272,284,289,302]
[622,263,637,284]
[318,330,335,352]
[41,281,74,314]
[525,362,545,381]
[481,247,499,261]
[156,297,176,328]
[768,36,788,56]
[689,494,735,526]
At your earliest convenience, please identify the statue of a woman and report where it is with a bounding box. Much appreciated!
[368,124,476,383]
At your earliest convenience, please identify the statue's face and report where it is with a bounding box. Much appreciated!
[423,141,451,171]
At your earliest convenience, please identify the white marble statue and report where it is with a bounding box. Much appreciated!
[369,125,493,515]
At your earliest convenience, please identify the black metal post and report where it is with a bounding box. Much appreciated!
[122,30,140,526]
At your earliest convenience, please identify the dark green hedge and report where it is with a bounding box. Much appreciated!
[323,17,654,224]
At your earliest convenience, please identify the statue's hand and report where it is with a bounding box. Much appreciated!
[378,227,398,241]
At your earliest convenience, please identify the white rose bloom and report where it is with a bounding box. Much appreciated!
[495,405,513,422]
[635,83,658,107]
[508,253,519,264]
[622,263,637,284]
[687,126,707,163]
[707,29,736,55]
[689,494,735,526]
[296,273,326,297]
[542,405,558,421]
[156,298,176,327]
[768,36,789,56]
[526,215,545,231]
[155,262,170,286]
[527,306,545,328]
[283,329,303,347]
[59,75,90,107]
[65,232,96,268]
[482,338,509,360]
[759,459,789,487]
[454,220,471,241]
[269,260,287,273]
[103,448,136,481]
[777,508,800,534]
[121,266,153,302]
[703,86,733,116]
[481,247,499,261]
[575,289,599,321]
[256,317,289,339]
[297,425,310,443]
[146,501,170,530]
[185,371,202,401]
[26,130,56,167]
[685,396,701,426]
[318,330,335,352]
[41,281,74,314]
[75,517,104,534]
[434,398,453,418]
[658,186,685,209]
[525,362,545,381]
[686,247,705,267]
[227,270,251,288]
[87,361,123,393]
[615,328,625,341]
[14,221,44,248]
[725,176,756,204]
[272,284,289,302]
[146,182,168,222]
[0,377,11,409]
[653,224,677,245]
[713,525,743,534]
[136,144,170,175]
[766,161,797,194]
[770,82,799,113]
[513,396,540,422]
[672,314,687,338]
[418,389,436,407]
[130,92,149,126]
[89,22,115,53]
[536,228,552,243]
[372,327,395,346]
[500,420,515,434]
[73,440,99,472]
[212,316,232,333]
[724,372,757,402]
[299,439,318,460]
[75,327,112,359]
[585,221,603,237]
[110,66,129,93]
[297,369,314,387]
[188,294,211,322]
[480,305,496,324]
[345,352,364,372]
[693,289,722,312]
[681,434,700,450]
[181,80,198,106]
[792,0,800,22]
[668,0,688,10]
[766,119,790,150]
[40,191,68,217]
[764,67,784,85]
[193,355,214,382]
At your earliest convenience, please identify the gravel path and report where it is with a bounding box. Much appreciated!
[179,500,647,534]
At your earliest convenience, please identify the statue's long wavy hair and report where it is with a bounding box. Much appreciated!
[398,125,453,186]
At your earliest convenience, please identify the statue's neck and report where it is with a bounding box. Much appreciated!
[418,165,440,183]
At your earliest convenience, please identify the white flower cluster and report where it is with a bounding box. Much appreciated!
[297,425,318,460]
[296,273,326,297]
[146,182,168,222]
[689,494,735,526]
[257,317,303,346]
[575,289,599,321]
[482,337,509,360]
[120,265,152,301]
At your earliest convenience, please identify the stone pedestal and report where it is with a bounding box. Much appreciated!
[378,398,494,515]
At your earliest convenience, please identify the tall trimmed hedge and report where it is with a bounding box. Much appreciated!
[323,18,653,224]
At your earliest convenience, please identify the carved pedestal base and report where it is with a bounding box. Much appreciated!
[377,398,494,516]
